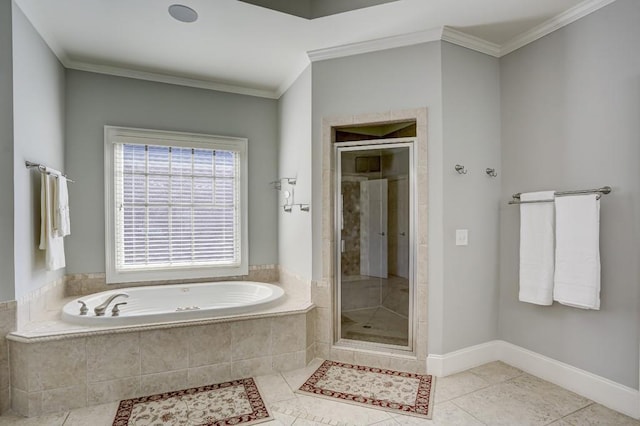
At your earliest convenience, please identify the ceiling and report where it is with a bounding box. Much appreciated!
[15,0,604,98]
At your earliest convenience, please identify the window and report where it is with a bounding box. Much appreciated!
[104,126,248,283]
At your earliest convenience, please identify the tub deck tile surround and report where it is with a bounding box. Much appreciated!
[7,267,321,418]
[9,295,313,342]
[86,333,140,382]
[8,298,314,417]
[0,301,16,414]
[65,264,280,297]
[87,377,141,406]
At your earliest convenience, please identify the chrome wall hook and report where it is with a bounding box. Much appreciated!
[455,164,468,175]
[485,168,498,177]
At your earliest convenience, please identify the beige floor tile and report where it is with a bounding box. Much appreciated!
[368,420,398,426]
[272,395,394,426]
[468,361,523,384]
[434,371,490,403]
[256,374,296,403]
[0,359,636,426]
[281,358,324,391]
[451,381,562,425]
[292,416,332,425]
[562,403,640,426]
[508,373,591,417]
[392,401,484,425]
[0,411,67,426]
[261,410,298,426]
[62,402,119,426]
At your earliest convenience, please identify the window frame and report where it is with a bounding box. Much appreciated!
[104,126,248,284]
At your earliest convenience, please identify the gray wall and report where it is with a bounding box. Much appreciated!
[65,70,279,274]
[12,4,66,300]
[0,0,15,302]
[441,42,501,353]
[311,42,447,353]
[278,66,312,279]
[499,0,640,388]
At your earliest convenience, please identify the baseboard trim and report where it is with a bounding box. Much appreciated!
[427,340,639,419]
[427,340,500,377]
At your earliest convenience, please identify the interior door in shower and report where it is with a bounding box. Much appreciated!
[360,178,388,279]
[337,143,413,349]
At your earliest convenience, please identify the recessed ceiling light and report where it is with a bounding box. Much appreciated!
[168,4,198,23]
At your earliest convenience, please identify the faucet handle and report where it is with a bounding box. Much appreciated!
[111,302,127,316]
[78,301,88,315]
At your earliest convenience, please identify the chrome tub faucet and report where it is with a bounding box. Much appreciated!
[94,293,129,316]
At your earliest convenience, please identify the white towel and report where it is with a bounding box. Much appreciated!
[39,173,66,270]
[519,191,556,305]
[55,175,70,237]
[553,194,601,310]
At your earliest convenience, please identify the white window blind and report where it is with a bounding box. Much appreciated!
[114,143,241,270]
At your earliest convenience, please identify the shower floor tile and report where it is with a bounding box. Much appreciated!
[341,306,408,346]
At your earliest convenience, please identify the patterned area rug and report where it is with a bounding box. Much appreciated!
[112,378,271,426]
[297,360,435,419]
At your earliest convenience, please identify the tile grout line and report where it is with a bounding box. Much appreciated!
[552,401,595,425]
[84,337,88,410]
[452,366,526,425]
[449,395,490,425]
[434,377,495,404]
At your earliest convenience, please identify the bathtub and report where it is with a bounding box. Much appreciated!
[61,281,285,326]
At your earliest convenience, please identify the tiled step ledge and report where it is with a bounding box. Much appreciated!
[8,296,314,343]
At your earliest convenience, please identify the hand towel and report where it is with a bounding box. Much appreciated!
[553,194,601,310]
[519,191,556,305]
[55,175,71,237]
[39,173,66,270]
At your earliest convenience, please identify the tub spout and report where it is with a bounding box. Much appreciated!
[94,293,129,316]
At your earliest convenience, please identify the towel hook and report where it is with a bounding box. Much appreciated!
[485,168,498,178]
[454,164,468,175]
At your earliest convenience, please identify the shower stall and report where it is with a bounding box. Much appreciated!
[335,137,414,350]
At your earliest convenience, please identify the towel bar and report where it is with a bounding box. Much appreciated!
[25,161,75,183]
[508,186,611,205]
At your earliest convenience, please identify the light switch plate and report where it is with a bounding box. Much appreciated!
[456,229,468,246]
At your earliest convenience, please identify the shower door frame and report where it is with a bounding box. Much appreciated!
[334,138,417,353]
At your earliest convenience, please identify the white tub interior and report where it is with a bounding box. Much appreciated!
[61,281,285,326]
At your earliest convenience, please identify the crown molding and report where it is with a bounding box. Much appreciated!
[307,28,443,62]
[441,27,501,57]
[18,0,619,99]
[308,0,618,63]
[63,60,279,99]
[500,0,618,56]
[17,0,278,99]
[275,56,312,99]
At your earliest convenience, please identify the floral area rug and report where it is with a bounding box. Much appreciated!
[112,378,271,426]
[297,360,435,419]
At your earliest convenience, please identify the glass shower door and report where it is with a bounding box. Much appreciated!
[337,143,413,349]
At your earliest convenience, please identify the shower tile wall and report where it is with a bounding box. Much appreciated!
[340,181,361,276]
[341,179,383,311]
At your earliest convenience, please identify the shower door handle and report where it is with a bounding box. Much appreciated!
[399,232,406,236]
[378,232,385,236]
